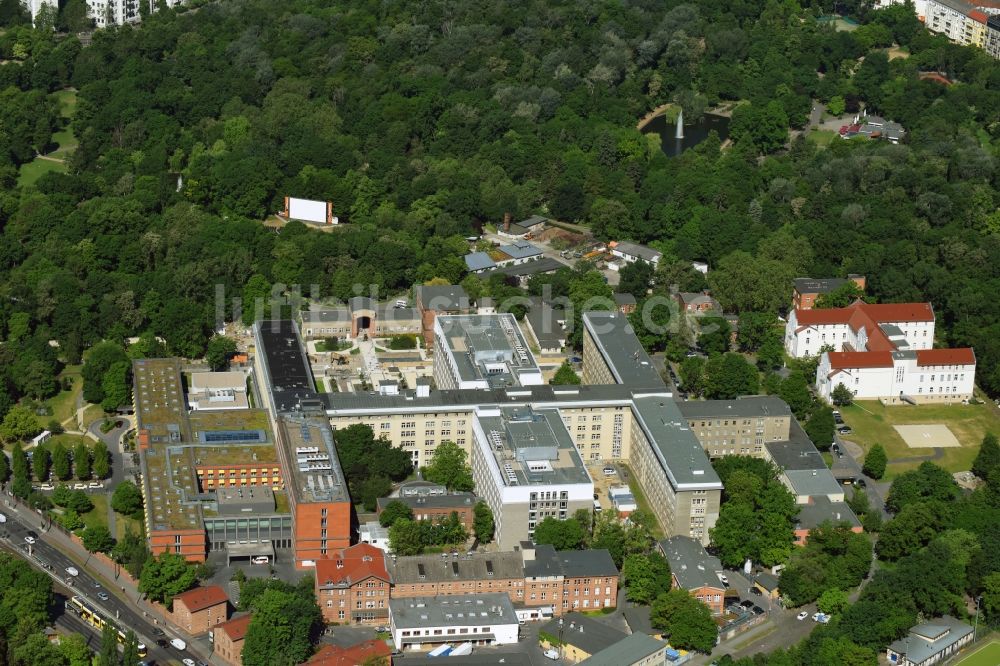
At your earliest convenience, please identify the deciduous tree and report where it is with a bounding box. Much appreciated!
[422,441,474,492]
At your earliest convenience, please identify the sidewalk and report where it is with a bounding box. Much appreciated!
[4,493,212,660]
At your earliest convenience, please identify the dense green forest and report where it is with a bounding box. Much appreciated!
[0,0,999,403]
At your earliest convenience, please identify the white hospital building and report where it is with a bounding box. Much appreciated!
[784,301,975,405]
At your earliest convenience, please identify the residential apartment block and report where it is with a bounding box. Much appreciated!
[925,0,992,47]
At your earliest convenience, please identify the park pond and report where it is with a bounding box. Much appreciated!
[643,112,730,157]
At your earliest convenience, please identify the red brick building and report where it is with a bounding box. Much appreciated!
[302,640,391,665]
[212,614,252,666]
[415,285,472,347]
[314,544,390,625]
[171,585,229,634]
[375,493,477,530]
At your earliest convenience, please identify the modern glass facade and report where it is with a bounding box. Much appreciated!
[205,515,293,550]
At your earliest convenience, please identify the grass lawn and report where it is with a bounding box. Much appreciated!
[954,639,1000,666]
[40,366,83,428]
[314,378,328,393]
[620,464,665,539]
[808,129,838,147]
[840,400,1000,478]
[51,89,77,118]
[49,127,78,159]
[81,494,109,532]
[316,339,351,352]
[17,158,66,187]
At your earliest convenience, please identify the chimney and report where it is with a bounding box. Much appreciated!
[503,212,512,233]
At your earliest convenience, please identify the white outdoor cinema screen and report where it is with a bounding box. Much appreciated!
[287,197,329,224]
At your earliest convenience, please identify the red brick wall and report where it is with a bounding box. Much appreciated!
[294,501,352,568]
[149,528,207,563]
[213,631,244,666]
[172,599,227,634]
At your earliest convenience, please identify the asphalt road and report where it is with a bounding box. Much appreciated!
[0,505,184,665]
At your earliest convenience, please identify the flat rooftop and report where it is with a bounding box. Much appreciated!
[324,383,640,414]
[389,593,517,629]
[387,551,524,584]
[254,320,324,413]
[135,359,285,532]
[278,414,349,504]
[476,406,591,487]
[764,420,825,471]
[678,396,791,420]
[631,396,721,490]
[582,312,664,388]
[437,314,541,387]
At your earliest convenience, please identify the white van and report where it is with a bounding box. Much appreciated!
[65,566,79,577]
[544,649,560,660]
[170,638,187,650]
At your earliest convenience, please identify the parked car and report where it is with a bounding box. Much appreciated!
[251,556,269,565]
[182,659,196,666]
[602,466,616,476]
[855,479,867,488]
[543,649,560,660]
[72,483,88,490]
[837,426,853,435]
[740,600,754,609]
[97,592,109,601]
[155,640,168,648]
[65,567,79,577]
[376,626,390,633]
[87,482,103,489]
[170,638,186,650]
[752,606,765,615]
[796,611,809,621]
[749,587,761,596]
[719,574,729,587]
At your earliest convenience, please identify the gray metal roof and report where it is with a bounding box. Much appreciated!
[539,614,628,656]
[389,594,517,629]
[525,300,567,349]
[519,215,548,228]
[387,551,524,584]
[325,383,640,416]
[465,252,497,272]
[658,536,724,591]
[764,420,826,472]
[523,544,618,579]
[579,632,667,665]
[301,308,351,324]
[631,396,722,490]
[612,242,661,263]
[888,617,972,665]
[376,492,477,512]
[582,312,664,388]
[484,257,564,279]
[784,468,844,497]
[794,496,860,531]
[499,241,543,260]
[678,396,791,420]
[415,285,471,312]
